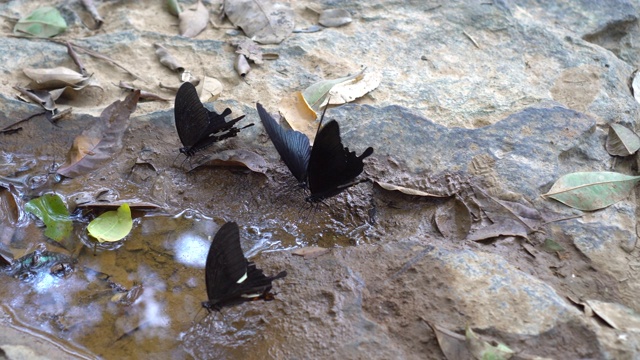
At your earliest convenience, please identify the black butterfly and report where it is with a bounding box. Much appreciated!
[174,82,251,157]
[202,222,287,312]
[256,103,373,202]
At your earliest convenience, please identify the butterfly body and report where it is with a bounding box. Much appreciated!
[175,82,251,157]
[202,222,286,312]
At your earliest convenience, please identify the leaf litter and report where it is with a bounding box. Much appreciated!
[224,0,295,44]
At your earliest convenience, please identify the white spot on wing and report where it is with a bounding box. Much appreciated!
[236,272,247,284]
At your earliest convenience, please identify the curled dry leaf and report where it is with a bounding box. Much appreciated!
[428,323,472,360]
[318,9,353,27]
[234,54,251,77]
[224,0,295,44]
[24,67,89,89]
[13,86,57,111]
[374,181,447,197]
[542,171,640,211]
[192,149,268,174]
[57,91,141,178]
[14,6,67,38]
[606,123,640,156]
[466,219,529,242]
[233,38,264,64]
[328,70,382,106]
[292,246,330,259]
[465,326,514,360]
[179,1,209,38]
[199,76,223,102]
[154,44,184,72]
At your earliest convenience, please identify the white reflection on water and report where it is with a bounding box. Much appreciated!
[173,232,209,268]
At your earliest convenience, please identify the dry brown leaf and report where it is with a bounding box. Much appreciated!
[466,219,529,242]
[154,43,184,72]
[427,323,472,360]
[292,246,330,259]
[13,86,57,111]
[327,70,382,105]
[233,38,264,64]
[199,76,223,102]
[24,67,89,89]
[117,81,171,101]
[434,197,471,240]
[278,91,319,142]
[375,181,447,197]
[224,0,294,44]
[585,300,640,331]
[192,149,268,174]
[179,1,209,38]
[606,123,640,156]
[81,0,104,29]
[57,91,140,178]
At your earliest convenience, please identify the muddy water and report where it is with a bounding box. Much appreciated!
[0,107,374,359]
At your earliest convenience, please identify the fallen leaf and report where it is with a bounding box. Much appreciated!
[192,149,268,174]
[87,203,133,243]
[14,6,67,38]
[24,194,72,242]
[117,81,171,101]
[585,300,640,331]
[318,9,352,27]
[292,246,330,259]
[278,91,319,141]
[179,1,209,38]
[542,238,565,253]
[0,186,22,225]
[374,181,447,197]
[233,38,264,64]
[606,123,640,156]
[23,67,90,89]
[466,219,529,242]
[154,43,184,72]
[234,54,251,77]
[166,0,182,16]
[434,197,471,240]
[466,326,514,360]
[57,91,141,178]
[13,86,57,112]
[428,323,472,360]
[224,0,295,44]
[293,25,324,33]
[542,171,640,211]
[302,69,365,111]
[76,200,161,211]
[199,76,223,102]
[327,70,382,106]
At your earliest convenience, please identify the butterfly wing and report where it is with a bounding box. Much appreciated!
[174,82,210,149]
[204,222,288,311]
[204,222,249,304]
[308,120,373,200]
[257,103,311,184]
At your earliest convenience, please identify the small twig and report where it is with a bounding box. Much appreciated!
[67,41,147,82]
[463,30,480,49]
[67,42,88,76]
[1,111,47,132]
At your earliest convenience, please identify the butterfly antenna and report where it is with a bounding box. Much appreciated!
[314,95,332,138]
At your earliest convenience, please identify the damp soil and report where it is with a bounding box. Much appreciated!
[0,1,622,359]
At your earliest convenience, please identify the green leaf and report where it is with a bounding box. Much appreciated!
[606,123,640,156]
[302,69,364,111]
[465,326,514,360]
[13,6,67,38]
[542,238,565,253]
[167,0,182,16]
[543,172,640,211]
[24,194,72,242]
[87,203,133,243]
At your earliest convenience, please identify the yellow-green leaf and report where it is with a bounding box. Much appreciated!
[14,6,67,38]
[87,203,133,243]
[465,326,514,360]
[24,194,72,242]
[301,69,364,111]
[542,171,640,211]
